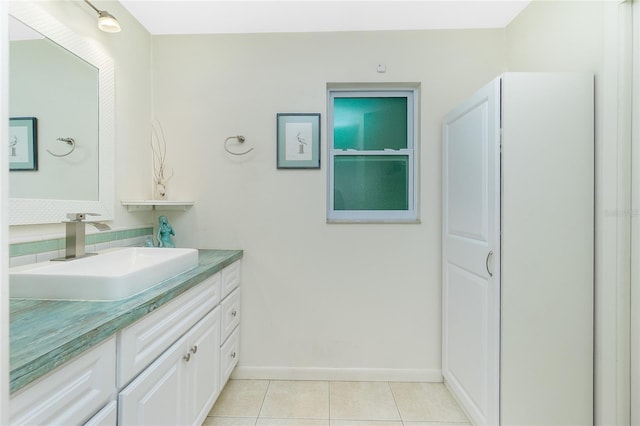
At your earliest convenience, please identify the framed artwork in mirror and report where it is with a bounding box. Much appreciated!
[277,113,321,169]
[9,117,38,171]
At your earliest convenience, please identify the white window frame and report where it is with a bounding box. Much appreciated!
[327,87,419,223]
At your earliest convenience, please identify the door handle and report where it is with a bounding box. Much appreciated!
[486,250,494,277]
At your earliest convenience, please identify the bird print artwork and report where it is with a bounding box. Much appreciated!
[285,122,312,161]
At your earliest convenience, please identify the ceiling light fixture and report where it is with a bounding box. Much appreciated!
[84,0,121,33]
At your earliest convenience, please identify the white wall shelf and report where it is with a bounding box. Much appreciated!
[121,200,194,212]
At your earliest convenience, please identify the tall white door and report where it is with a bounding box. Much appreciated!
[442,78,501,425]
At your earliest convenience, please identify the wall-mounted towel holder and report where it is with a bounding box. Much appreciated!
[47,137,76,157]
[224,135,253,156]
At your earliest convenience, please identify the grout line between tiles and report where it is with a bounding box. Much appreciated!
[328,380,331,422]
[388,381,404,423]
[255,379,271,425]
[386,381,404,424]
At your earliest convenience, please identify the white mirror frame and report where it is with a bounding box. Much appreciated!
[8,2,114,225]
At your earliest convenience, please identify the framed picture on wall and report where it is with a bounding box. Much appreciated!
[276,113,321,169]
[9,117,38,171]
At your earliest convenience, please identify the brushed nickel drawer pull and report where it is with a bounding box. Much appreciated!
[486,250,494,277]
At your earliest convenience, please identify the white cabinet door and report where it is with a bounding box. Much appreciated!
[119,336,189,426]
[187,307,222,426]
[442,77,501,426]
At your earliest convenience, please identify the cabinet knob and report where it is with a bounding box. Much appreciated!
[183,353,191,362]
[231,351,237,359]
[231,310,237,317]
[191,345,198,354]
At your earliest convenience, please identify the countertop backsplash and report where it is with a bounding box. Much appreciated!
[9,226,154,267]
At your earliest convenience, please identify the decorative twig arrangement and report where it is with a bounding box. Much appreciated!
[151,120,174,198]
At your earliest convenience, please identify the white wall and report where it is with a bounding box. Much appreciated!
[506,2,626,424]
[152,29,506,379]
[8,0,153,241]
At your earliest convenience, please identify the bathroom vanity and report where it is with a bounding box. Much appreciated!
[9,249,242,426]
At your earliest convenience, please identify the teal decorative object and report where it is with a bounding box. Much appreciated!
[144,236,155,247]
[157,215,175,248]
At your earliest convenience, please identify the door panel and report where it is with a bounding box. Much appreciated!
[119,337,187,426]
[189,308,222,426]
[442,77,500,425]
[447,104,489,243]
[446,263,488,412]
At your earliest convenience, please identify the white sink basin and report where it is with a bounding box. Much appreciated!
[10,247,199,301]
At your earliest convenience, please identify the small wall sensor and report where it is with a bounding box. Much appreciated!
[377,63,386,73]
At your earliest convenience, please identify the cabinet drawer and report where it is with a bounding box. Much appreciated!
[10,337,116,426]
[221,260,241,298]
[117,273,221,388]
[221,287,240,342]
[220,326,240,388]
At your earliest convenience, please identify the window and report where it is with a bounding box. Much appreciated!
[327,88,418,222]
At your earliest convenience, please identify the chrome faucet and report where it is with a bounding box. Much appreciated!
[53,213,111,261]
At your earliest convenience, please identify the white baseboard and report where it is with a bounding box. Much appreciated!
[231,366,443,383]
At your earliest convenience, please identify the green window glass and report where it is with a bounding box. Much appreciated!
[333,97,408,150]
[334,155,409,211]
[328,89,417,222]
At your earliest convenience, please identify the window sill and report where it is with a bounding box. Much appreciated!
[326,218,421,224]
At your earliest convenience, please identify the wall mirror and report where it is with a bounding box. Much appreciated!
[8,2,114,225]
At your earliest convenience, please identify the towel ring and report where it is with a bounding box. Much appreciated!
[224,135,253,156]
[48,137,76,157]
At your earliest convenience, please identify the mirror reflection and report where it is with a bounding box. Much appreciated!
[9,16,99,201]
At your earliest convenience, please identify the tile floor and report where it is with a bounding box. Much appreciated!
[204,379,471,426]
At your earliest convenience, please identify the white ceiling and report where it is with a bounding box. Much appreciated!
[118,1,531,35]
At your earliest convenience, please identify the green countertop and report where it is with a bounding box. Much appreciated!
[9,249,243,394]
